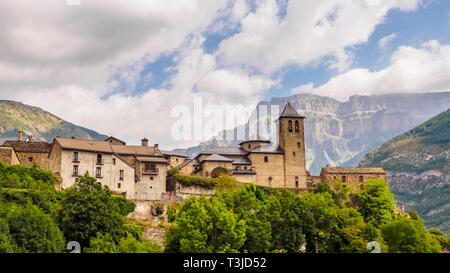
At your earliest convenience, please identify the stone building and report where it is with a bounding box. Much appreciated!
[161,150,189,168]
[319,165,387,191]
[178,102,310,189]
[0,147,20,166]
[1,131,52,168]
[48,136,168,200]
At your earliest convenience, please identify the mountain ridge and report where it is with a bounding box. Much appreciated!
[0,100,107,143]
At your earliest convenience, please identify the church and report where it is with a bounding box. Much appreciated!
[178,102,311,189]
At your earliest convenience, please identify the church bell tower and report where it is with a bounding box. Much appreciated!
[278,102,308,188]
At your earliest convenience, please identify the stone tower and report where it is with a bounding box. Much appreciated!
[278,102,308,188]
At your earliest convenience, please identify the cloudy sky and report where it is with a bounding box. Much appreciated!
[1,0,449,149]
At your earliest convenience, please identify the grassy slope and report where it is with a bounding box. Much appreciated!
[0,100,107,142]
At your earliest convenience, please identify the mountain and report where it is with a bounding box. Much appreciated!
[360,109,450,235]
[174,92,450,175]
[0,100,107,143]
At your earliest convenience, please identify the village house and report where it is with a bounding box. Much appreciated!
[320,165,387,191]
[48,136,168,200]
[1,131,52,168]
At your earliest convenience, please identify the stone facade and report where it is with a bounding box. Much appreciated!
[320,166,387,191]
[48,136,168,200]
[1,139,52,169]
[0,147,20,165]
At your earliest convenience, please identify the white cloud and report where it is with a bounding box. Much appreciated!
[378,33,397,48]
[295,40,450,101]
[217,0,419,74]
[291,82,315,95]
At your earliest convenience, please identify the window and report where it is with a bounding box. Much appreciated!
[248,144,251,149]
[295,176,299,188]
[176,158,179,162]
[293,151,296,156]
[97,154,103,165]
[150,177,154,181]
[359,176,364,183]
[342,175,346,183]
[145,163,156,173]
[295,120,300,133]
[268,176,273,186]
[73,165,79,176]
[244,166,247,170]
[118,183,121,189]
[112,158,116,165]
[119,170,124,181]
[28,157,33,162]
[333,176,337,180]
[73,152,79,162]
[96,167,102,178]
[297,142,301,148]
[288,120,293,132]
[264,156,268,163]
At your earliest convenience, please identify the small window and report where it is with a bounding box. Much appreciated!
[176,158,179,162]
[244,166,247,170]
[293,151,296,156]
[264,156,268,163]
[333,176,337,180]
[288,120,293,132]
[97,154,103,165]
[150,177,154,181]
[359,176,364,183]
[96,167,102,178]
[295,176,299,188]
[119,170,124,181]
[112,158,116,165]
[295,120,299,133]
[73,165,79,176]
[118,183,121,189]
[73,152,79,162]
[342,175,346,183]
[297,142,301,148]
[248,144,251,149]
[28,157,33,162]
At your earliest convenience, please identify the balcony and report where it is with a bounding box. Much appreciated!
[72,172,79,177]
[72,158,80,163]
[96,159,104,165]
[95,174,103,179]
[143,168,158,175]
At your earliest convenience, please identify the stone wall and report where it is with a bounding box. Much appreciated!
[249,153,285,187]
[16,152,50,169]
[0,147,19,165]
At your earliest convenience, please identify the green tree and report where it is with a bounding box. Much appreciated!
[84,233,118,253]
[58,173,129,248]
[267,190,305,252]
[6,204,65,253]
[165,195,246,253]
[118,234,161,253]
[218,184,272,253]
[352,179,395,227]
[381,217,441,253]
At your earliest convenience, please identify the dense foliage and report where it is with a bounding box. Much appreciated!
[0,163,159,253]
[165,178,448,253]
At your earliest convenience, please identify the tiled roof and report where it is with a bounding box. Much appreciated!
[226,155,252,165]
[203,154,234,162]
[200,147,248,156]
[55,137,160,156]
[55,137,113,153]
[279,102,305,119]
[2,141,53,153]
[136,156,168,163]
[161,150,189,158]
[112,144,159,156]
[250,144,284,154]
[321,166,386,174]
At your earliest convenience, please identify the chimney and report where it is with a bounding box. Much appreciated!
[17,131,23,141]
[154,144,159,151]
[141,138,149,147]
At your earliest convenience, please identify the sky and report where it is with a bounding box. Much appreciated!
[0,0,449,149]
